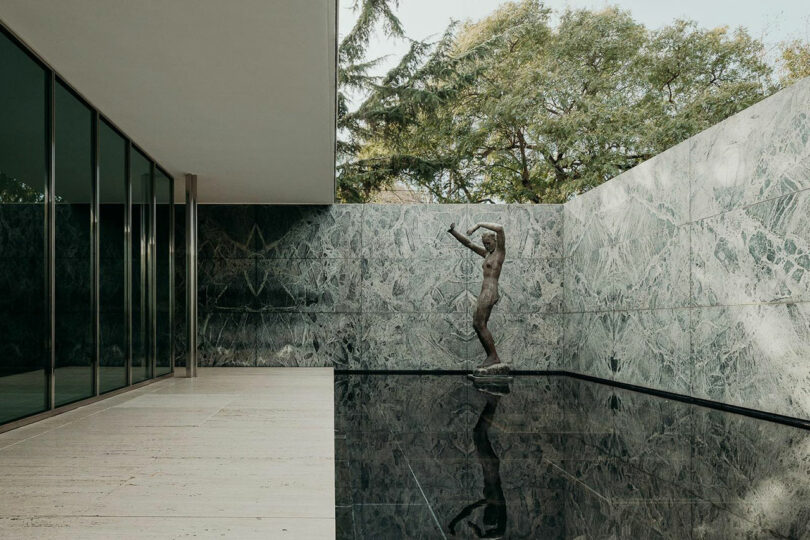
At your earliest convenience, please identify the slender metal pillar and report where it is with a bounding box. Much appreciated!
[124,143,132,387]
[91,112,101,396]
[46,71,56,409]
[185,174,198,378]
[148,166,157,379]
[169,176,175,373]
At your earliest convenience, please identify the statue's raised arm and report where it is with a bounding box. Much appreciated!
[448,222,487,257]
[466,222,505,252]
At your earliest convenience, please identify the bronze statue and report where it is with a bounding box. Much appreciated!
[448,222,509,375]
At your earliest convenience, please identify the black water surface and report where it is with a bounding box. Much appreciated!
[334,374,810,539]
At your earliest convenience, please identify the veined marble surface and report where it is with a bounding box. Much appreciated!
[691,303,810,419]
[690,78,810,221]
[562,80,810,420]
[692,189,810,306]
[195,203,564,371]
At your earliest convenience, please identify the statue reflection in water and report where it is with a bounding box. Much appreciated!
[448,382,509,538]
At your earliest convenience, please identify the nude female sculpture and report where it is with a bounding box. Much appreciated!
[448,222,509,375]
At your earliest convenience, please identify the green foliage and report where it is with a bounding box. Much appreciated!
[337,1,406,163]
[337,0,777,203]
[779,40,810,84]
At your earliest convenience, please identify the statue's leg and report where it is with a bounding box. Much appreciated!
[473,301,499,367]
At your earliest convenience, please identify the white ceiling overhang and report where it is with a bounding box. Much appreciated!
[1,0,337,203]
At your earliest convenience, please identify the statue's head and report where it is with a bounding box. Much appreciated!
[482,232,497,252]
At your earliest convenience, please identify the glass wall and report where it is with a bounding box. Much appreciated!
[54,81,95,407]
[155,170,173,376]
[99,120,128,393]
[0,28,48,424]
[131,150,152,384]
[0,25,175,427]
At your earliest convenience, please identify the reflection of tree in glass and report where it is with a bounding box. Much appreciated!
[449,382,511,538]
[0,172,47,203]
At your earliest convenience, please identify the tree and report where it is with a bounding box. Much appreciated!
[337,1,775,203]
[779,40,810,84]
[337,1,404,165]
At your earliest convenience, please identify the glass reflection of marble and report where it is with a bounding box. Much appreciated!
[335,374,810,539]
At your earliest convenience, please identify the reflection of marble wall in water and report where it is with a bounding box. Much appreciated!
[335,374,810,538]
[193,204,564,370]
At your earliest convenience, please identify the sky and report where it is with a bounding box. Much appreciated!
[338,0,810,96]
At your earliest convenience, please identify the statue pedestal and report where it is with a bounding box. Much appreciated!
[468,363,513,385]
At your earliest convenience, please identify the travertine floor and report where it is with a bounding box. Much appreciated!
[0,368,335,539]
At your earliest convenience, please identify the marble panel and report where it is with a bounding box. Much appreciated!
[692,189,810,306]
[563,244,615,313]
[485,312,563,371]
[468,258,563,314]
[361,204,467,258]
[565,140,689,257]
[198,312,255,366]
[198,258,256,312]
[255,313,360,368]
[255,204,362,259]
[358,312,470,370]
[602,140,691,242]
[362,255,468,313]
[690,79,810,221]
[256,258,361,313]
[198,205,256,259]
[613,227,690,310]
[691,303,810,419]
[613,309,691,395]
[564,311,615,379]
[563,192,612,257]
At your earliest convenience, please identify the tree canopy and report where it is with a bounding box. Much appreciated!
[337,0,795,203]
[780,40,810,84]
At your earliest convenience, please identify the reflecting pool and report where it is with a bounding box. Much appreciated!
[335,374,810,539]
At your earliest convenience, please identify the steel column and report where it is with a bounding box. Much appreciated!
[46,71,56,409]
[91,111,100,396]
[149,165,157,379]
[124,142,132,387]
[185,174,198,378]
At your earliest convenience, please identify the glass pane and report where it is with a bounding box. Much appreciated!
[0,31,48,423]
[99,121,127,393]
[54,81,94,407]
[155,171,172,376]
[131,150,151,383]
